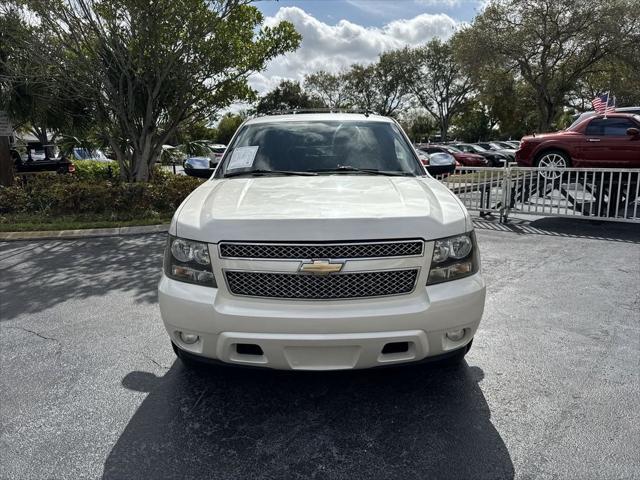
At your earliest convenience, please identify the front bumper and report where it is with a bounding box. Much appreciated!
[158,272,485,370]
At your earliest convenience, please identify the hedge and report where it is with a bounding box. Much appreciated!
[0,164,203,219]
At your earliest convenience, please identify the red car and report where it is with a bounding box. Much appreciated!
[419,145,488,167]
[516,113,640,169]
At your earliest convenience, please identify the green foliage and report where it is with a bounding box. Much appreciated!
[399,112,437,143]
[455,0,638,132]
[0,171,202,218]
[72,160,120,181]
[341,49,413,116]
[18,0,301,182]
[304,71,349,109]
[216,114,245,144]
[407,39,473,140]
[256,80,323,114]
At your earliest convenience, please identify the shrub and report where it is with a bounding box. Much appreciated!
[73,160,120,181]
[0,172,202,219]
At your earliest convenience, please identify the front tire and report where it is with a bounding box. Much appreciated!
[439,339,473,366]
[171,341,205,369]
[535,150,571,180]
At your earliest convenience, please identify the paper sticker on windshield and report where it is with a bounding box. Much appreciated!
[227,146,259,170]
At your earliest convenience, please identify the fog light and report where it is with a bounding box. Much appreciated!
[446,329,465,341]
[178,331,199,344]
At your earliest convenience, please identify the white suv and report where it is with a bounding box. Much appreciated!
[159,113,485,370]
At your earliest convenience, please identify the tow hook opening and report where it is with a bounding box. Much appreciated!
[381,341,409,355]
[235,343,264,356]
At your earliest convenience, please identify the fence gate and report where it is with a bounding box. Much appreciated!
[435,167,508,218]
[438,166,640,224]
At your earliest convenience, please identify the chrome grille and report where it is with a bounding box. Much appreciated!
[219,240,423,259]
[225,269,419,300]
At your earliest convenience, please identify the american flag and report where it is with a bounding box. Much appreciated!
[592,93,616,114]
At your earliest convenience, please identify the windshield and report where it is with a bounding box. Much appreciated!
[216,120,423,177]
[467,144,486,152]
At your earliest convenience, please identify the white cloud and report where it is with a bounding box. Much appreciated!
[415,0,462,7]
[250,7,459,94]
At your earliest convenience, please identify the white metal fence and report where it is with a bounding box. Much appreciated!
[436,166,640,224]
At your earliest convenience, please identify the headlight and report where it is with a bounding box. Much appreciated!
[427,232,478,285]
[165,235,217,287]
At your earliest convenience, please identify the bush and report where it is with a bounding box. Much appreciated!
[73,160,172,182]
[0,171,203,220]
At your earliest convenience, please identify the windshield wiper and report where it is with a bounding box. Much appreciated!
[309,166,410,176]
[224,169,317,178]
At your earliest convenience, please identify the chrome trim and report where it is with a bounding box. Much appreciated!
[217,239,425,261]
[222,267,421,301]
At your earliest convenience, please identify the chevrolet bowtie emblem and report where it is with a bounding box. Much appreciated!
[299,260,344,274]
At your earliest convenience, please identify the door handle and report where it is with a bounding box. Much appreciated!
[587,138,601,142]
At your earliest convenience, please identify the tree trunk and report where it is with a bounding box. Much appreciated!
[536,98,558,133]
[439,117,449,141]
[134,152,150,182]
[0,136,14,187]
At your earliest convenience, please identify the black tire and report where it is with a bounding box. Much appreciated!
[439,339,473,366]
[171,341,205,369]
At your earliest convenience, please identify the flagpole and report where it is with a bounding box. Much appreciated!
[603,91,609,119]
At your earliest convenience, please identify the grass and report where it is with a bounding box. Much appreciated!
[0,214,172,232]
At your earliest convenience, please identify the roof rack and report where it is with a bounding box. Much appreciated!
[263,108,377,117]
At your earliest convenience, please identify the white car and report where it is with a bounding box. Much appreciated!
[159,113,486,370]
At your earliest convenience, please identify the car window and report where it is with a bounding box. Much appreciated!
[586,118,637,136]
[585,119,606,136]
[604,119,636,135]
[218,120,423,176]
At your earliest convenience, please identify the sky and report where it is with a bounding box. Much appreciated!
[248,0,486,95]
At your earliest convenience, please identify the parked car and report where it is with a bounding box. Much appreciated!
[418,144,487,167]
[452,143,508,167]
[159,113,485,370]
[415,148,457,176]
[568,106,640,130]
[503,140,521,149]
[516,113,640,169]
[11,147,75,174]
[208,144,226,166]
[475,142,516,161]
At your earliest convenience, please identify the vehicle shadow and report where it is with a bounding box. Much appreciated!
[103,362,514,480]
[0,234,163,321]
[474,216,640,243]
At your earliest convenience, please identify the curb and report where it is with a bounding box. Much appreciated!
[0,224,170,242]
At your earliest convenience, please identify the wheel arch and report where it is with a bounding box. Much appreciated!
[533,146,573,166]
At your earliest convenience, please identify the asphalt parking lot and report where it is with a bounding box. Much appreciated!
[1,217,639,480]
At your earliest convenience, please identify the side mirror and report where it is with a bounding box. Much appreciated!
[626,127,639,136]
[184,157,216,178]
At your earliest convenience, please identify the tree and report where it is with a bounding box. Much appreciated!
[408,39,473,141]
[398,111,437,143]
[255,80,322,114]
[215,113,245,145]
[455,0,638,132]
[23,0,300,181]
[343,49,412,116]
[303,71,348,109]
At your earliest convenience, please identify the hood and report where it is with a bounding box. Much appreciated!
[522,130,578,142]
[174,176,470,242]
